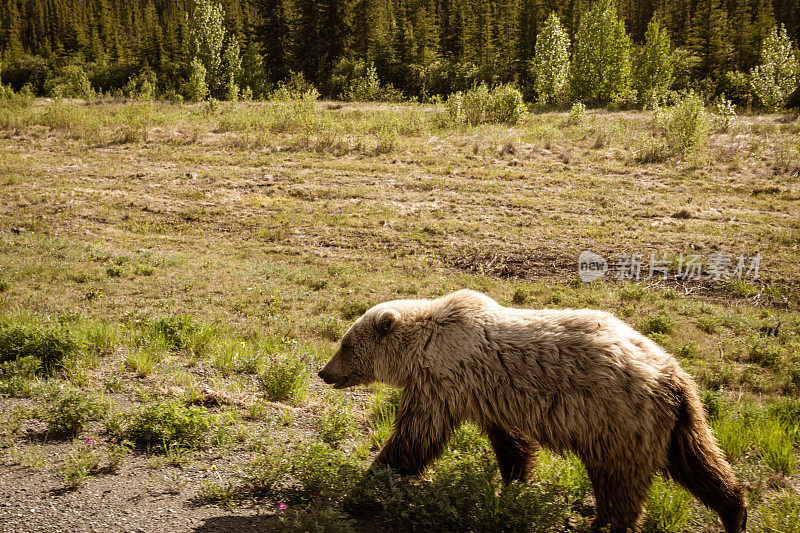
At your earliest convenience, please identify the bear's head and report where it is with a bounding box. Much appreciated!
[318,301,427,390]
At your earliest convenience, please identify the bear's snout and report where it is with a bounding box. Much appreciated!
[317,368,334,384]
[318,359,349,388]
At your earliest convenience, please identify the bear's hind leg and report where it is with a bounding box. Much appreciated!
[588,466,651,533]
[486,424,537,483]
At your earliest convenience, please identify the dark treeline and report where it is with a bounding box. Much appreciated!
[0,0,798,101]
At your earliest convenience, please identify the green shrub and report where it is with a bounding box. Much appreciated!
[346,452,568,532]
[272,71,319,101]
[711,95,737,131]
[124,401,213,449]
[674,342,700,359]
[237,435,287,495]
[145,314,213,357]
[445,84,527,125]
[567,102,586,125]
[655,93,710,162]
[45,64,94,98]
[279,501,356,533]
[257,348,310,403]
[330,58,403,102]
[45,390,108,437]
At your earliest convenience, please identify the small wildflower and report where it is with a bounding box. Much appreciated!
[278,501,287,511]
[86,438,95,447]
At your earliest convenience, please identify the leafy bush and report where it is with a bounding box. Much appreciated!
[654,93,710,162]
[237,435,287,495]
[571,0,632,105]
[711,95,737,131]
[532,13,570,107]
[445,84,527,125]
[45,64,94,99]
[749,24,800,111]
[45,390,108,437]
[184,57,210,101]
[285,439,362,503]
[272,71,320,101]
[330,58,403,102]
[568,102,587,125]
[146,314,212,356]
[279,501,356,533]
[124,401,213,449]
[257,347,310,403]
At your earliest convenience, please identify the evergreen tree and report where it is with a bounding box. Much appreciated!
[252,0,292,81]
[531,12,570,107]
[686,0,733,79]
[571,0,632,104]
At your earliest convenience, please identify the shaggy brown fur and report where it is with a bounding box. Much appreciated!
[319,290,747,533]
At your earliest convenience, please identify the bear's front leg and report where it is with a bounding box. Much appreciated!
[486,424,538,483]
[372,385,457,477]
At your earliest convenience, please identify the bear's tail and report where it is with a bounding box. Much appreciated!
[666,371,747,533]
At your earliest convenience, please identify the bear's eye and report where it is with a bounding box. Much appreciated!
[340,338,352,352]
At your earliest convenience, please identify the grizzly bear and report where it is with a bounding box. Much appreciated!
[318,290,747,533]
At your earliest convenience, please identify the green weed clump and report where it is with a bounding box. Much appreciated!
[147,314,213,357]
[643,313,674,335]
[44,389,109,437]
[124,401,213,449]
[257,347,311,404]
[285,439,362,503]
[642,476,693,533]
[316,393,357,448]
[0,316,77,375]
[61,439,103,489]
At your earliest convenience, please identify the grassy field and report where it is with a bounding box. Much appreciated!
[0,95,799,532]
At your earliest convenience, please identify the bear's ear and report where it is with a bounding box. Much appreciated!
[375,308,401,335]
